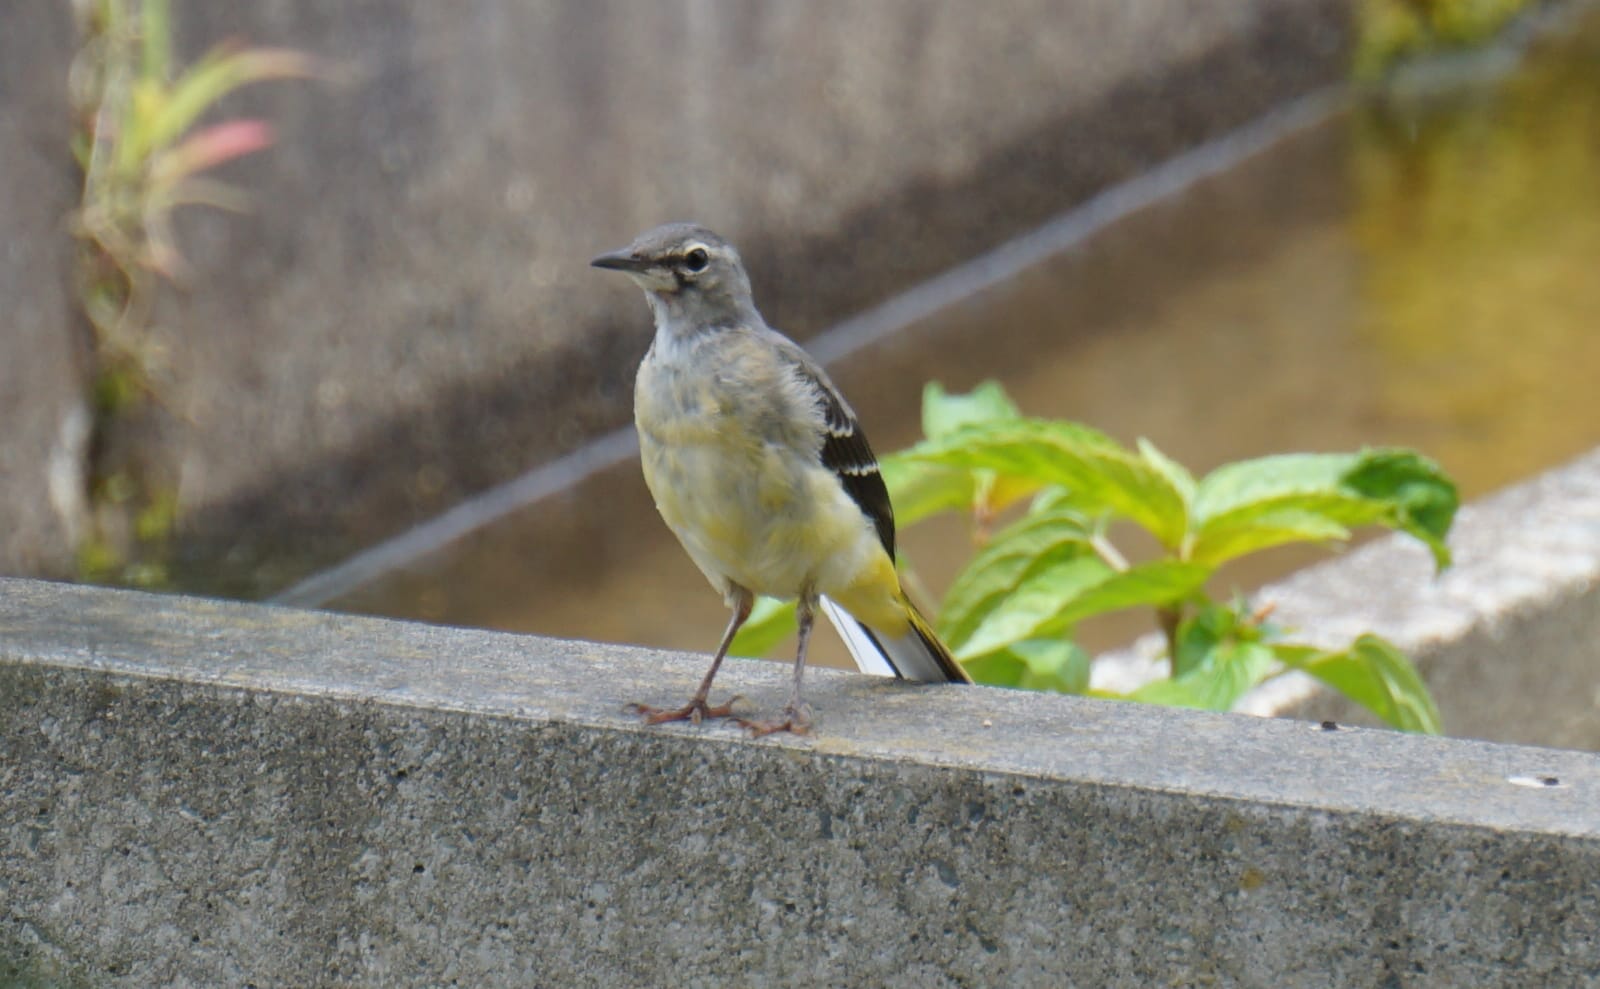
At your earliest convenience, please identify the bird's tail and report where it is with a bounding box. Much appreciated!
[820,595,971,684]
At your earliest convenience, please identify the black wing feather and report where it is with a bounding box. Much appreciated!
[773,337,897,558]
[820,402,896,558]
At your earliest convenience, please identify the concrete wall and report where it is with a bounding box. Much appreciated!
[0,0,1350,593]
[0,4,83,578]
[3,577,1597,987]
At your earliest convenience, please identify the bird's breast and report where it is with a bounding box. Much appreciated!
[634,348,874,598]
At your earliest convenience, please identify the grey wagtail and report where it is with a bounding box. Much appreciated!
[592,223,970,736]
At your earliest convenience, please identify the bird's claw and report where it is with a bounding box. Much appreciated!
[737,703,813,738]
[627,695,743,726]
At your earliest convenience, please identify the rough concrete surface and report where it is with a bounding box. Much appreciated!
[0,0,1350,588]
[3,577,1598,987]
[0,3,84,579]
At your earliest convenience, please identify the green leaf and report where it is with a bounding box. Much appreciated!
[1273,635,1441,734]
[953,555,1110,660]
[142,47,316,163]
[1011,639,1092,694]
[880,453,978,528]
[1188,641,1277,709]
[1050,559,1211,626]
[1193,452,1365,522]
[920,381,1038,522]
[728,596,796,658]
[955,557,1207,661]
[1171,601,1243,677]
[921,380,1021,439]
[1340,450,1458,570]
[939,498,1209,662]
[1138,437,1196,506]
[141,0,173,86]
[1189,508,1353,567]
[1190,449,1458,570]
[879,455,1041,528]
[963,650,1027,688]
[880,382,1035,527]
[938,508,1099,652]
[962,639,1093,692]
[117,78,171,177]
[1129,641,1276,712]
[971,471,1043,524]
[1026,485,1078,516]
[903,419,1190,547]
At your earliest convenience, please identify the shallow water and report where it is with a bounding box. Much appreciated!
[332,11,1600,668]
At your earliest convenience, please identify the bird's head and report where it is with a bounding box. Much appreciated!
[591,224,754,324]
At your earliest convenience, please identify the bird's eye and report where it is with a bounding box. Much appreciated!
[683,247,709,272]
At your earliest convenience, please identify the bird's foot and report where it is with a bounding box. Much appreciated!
[738,702,813,738]
[627,695,742,726]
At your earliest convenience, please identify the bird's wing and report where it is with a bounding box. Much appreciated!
[767,331,896,557]
[767,329,970,685]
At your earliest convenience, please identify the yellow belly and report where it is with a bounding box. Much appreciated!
[633,336,907,632]
[641,430,873,600]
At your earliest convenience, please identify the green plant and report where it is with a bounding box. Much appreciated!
[73,0,315,280]
[733,382,1454,733]
[1355,0,1537,79]
[67,0,315,584]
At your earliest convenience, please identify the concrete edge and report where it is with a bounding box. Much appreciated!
[2,575,1596,839]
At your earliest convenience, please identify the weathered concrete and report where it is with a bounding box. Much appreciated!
[0,3,83,578]
[0,0,1351,589]
[1097,446,1600,751]
[3,577,1598,987]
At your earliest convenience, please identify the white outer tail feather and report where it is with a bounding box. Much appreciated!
[819,596,960,683]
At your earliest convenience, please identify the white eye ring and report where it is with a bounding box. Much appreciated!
[683,246,710,272]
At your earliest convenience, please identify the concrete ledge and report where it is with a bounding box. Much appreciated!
[3,578,1598,986]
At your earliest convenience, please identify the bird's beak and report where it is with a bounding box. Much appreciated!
[590,249,650,273]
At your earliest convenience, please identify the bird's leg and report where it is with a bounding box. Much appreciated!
[628,586,751,726]
[741,593,816,737]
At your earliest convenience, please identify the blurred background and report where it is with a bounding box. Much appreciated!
[3,0,1598,664]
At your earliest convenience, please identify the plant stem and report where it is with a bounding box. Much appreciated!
[1157,606,1183,674]
[1089,533,1128,572]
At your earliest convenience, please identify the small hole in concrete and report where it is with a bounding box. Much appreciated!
[1318,720,1340,732]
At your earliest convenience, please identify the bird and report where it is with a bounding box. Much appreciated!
[591,223,970,736]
